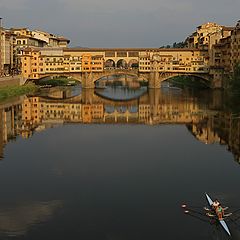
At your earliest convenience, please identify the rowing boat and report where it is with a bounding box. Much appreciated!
[205,193,231,236]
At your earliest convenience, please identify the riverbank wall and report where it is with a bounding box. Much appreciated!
[0,75,26,88]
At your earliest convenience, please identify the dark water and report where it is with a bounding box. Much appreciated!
[0,86,240,240]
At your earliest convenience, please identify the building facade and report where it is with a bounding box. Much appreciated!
[0,25,70,76]
[20,47,209,81]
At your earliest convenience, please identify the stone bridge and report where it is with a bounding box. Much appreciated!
[82,69,211,88]
[39,68,211,89]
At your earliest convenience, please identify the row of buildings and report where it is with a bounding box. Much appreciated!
[19,20,240,88]
[0,20,240,87]
[0,23,70,76]
[185,21,240,87]
[20,48,209,80]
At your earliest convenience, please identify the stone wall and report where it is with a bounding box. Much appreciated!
[0,75,25,88]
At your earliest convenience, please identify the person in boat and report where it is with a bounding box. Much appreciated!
[216,205,224,220]
[212,199,220,209]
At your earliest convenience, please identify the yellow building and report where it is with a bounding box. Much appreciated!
[21,47,104,79]
[209,20,240,87]
[10,28,70,73]
[230,21,240,69]
[0,29,16,75]
[139,49,209,73]
[186,22,223,50]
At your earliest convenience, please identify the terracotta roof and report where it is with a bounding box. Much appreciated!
[64,47,207,52]
[57,37,70,43]
[222,26,235,31]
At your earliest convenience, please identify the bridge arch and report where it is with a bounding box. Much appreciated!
[37,74,82,83]
[158,73,211,88]
[93,71,139,84]
[104,59,116,69]
[117,59,128,69]
[161,74,211,83]
[128,59,139,69]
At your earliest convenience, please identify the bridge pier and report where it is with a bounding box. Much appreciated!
[148,71,161,89]
[79,69,211,89]
[81,72,95,89]
[81,89,95,104]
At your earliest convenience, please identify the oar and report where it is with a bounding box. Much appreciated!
[181,204,207,217]
[185,212,210,223]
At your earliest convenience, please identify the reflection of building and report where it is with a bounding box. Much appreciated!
[0,200,62,236]
[82,104,104,123]
[20,90,212,126]
[187,111,240,162]
[187,118,221,144]
[0,98,23,158]
[0,89,240,162]
[213,113,240,162]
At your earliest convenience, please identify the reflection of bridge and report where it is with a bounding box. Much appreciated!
[25,48,212,88]
[0,89,240,162]
[23,89,219,125]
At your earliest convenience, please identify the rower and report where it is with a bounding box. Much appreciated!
[216,205,224,220]
[212,199,220,209]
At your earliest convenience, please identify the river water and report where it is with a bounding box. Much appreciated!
[0,85,240,240]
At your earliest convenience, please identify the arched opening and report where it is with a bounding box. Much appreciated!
[35,75,81,87]
[104,105,115,113]
[128,59,139,69]
[94,87,148,101]
[163,75,210,89]
[116,106,127,113]
[116,59,128,69]
[104,59,115,69]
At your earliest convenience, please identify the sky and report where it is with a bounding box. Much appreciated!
[0,0,240,48]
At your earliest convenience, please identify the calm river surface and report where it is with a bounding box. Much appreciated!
[0,85,240,240]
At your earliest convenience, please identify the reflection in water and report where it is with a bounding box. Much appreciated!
[0,200,62,237]
[95,86,148,101]
[0,87,239,162]
[0,86,240,240]
[0,87,240,163]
